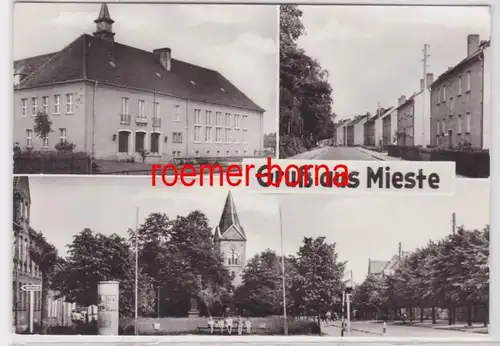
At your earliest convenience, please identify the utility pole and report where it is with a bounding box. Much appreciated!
[452,212,456,235]
[421,44,430,146]
[377,101,381,149]
[398,242,402,259]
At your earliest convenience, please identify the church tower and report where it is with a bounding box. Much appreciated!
[214,191,247,287]
[93,3,115,42]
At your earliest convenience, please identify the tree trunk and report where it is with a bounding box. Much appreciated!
[420,307,424,322]
[41,275,49,334]
[467,305,472,326]
[452,307,456,324]
[431,307,436,324]
[448,305,453,325]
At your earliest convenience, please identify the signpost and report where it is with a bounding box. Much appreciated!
[21,284,41,334]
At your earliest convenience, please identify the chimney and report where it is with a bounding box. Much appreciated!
[426,73,434,88]
[420,78,424,91]
[154,48,172,71]
[398,95,406,106]
[467,34,480,57]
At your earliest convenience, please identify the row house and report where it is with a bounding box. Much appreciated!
[345,118,358,146]
[429,34,491,149]
[353,114,369,146]
[363,108,389,148]
[13,177,42,332]
[396,73,433,147]
[335,119,350,146]
[380,107,397,147]
[14,3,265,162]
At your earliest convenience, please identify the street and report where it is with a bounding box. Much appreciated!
[290,147,382,161]
[321,321,488,337]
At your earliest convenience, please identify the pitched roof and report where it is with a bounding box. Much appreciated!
[216,191,246,240]
[95,3,114,23]
[430,40,490,89]
[380,106,396,120]
[15,34,264,112]
[14,52,58,76]
[368,260,390,275]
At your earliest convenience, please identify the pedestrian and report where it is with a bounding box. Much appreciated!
[219,318,225,334]
[226,315,233,335]
[237,316,243,335]
[208,316,214,334]
[245,317,252,334]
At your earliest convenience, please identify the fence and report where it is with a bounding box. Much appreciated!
[14,151,99,174]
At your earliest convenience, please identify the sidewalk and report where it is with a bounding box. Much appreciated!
[355,147,403,161]
[288,147,329,160]
[368,320,488,334]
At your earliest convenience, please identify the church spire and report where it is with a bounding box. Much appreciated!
[217,191,245,239]
[93,3,115,42]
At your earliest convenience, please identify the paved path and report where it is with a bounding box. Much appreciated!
[289,147,377,160]
[321,321,488,337]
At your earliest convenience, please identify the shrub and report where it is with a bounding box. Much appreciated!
[55,141,76,153]
[13,149,99,174]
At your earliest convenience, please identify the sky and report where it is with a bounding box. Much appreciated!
[28,177,489,285]
[13,3,278,133]
[296,5,491,120]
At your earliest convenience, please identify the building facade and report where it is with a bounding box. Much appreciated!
[380,107,397,147]
[353,114,368,146]
[14,3,265,162]
[363,117,375,147]
[335,119,349,146]
[429,34,490,149]
[13,177,42,331]
[214,191,247,287]
[397,95,416,146]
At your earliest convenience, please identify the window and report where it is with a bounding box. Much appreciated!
[118,131,130,153]
[59,128,67,144]
[465,112,471,133]
[194,109,201,142]
[442,86,447,102]
[173,105,180,121]
[437,120,440,135]
[31,98,37,116]
[42,136,49,149]
[458,76,463,95]
[233,114,240,143]
[466,71,471,92]
[215,112,222,143]
[437,88,440,104]
[242,115,248,143]
[226,150,230,156]
[206,150,210,156]
[442,119,446,133]
[150,132,160,154]
[42,96,49,114]
[122,97,129,115]
[65,93,73,113]
[227,250,239,265]
[21,98,27,116]
[225,113,231,143]
[457,115,462,134]
[205,110,212,142]
[172,132,183,144]
[195,150,199,157]
[26,129,32,147]
[172,150,180,158]
[135,132,145,153]
[154,102,160,118]
[54,94,60,114]
[138,100,145,118]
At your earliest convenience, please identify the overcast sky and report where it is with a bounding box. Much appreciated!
[13,3,278,132]
[297,5,490,120]
[28,177,489,285]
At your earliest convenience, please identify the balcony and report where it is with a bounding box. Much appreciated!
[120,114,131,125]
[152,117,161,128]
[136,116,148,125]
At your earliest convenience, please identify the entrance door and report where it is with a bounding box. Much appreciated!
[448,130,452,148]
[118,131,130,154]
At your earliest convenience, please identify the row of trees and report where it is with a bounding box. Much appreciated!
[279,5,335,158]
[352,226,489,326]
[30,210,348,332]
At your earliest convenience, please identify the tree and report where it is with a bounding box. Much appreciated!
[29,229,62,333]
[52,228,156,316]
[263,133,277,152]
[290,237,345,327]
[279,5,334,157]
[33,111,53,139]
[352,274,386,319]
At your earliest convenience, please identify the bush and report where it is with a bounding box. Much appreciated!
[14,150,100,174]
[55,141,76,153]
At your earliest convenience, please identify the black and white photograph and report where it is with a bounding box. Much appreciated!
[12,176,490,336]
[13,3,278,175]
[279,5,491,178]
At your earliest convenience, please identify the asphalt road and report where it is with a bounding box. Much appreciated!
[321,321,488,337]
[291,147,378,161]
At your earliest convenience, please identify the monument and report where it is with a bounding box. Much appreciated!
[97,281,119,335]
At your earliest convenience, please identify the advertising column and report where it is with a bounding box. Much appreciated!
[97,281,119,335]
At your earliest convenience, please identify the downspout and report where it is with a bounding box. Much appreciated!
[479,54,484,148]
[185,100,189,156]
[91,81,98,175]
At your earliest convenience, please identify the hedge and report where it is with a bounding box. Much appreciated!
[387,145,489,178]
[14,150,100,174]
